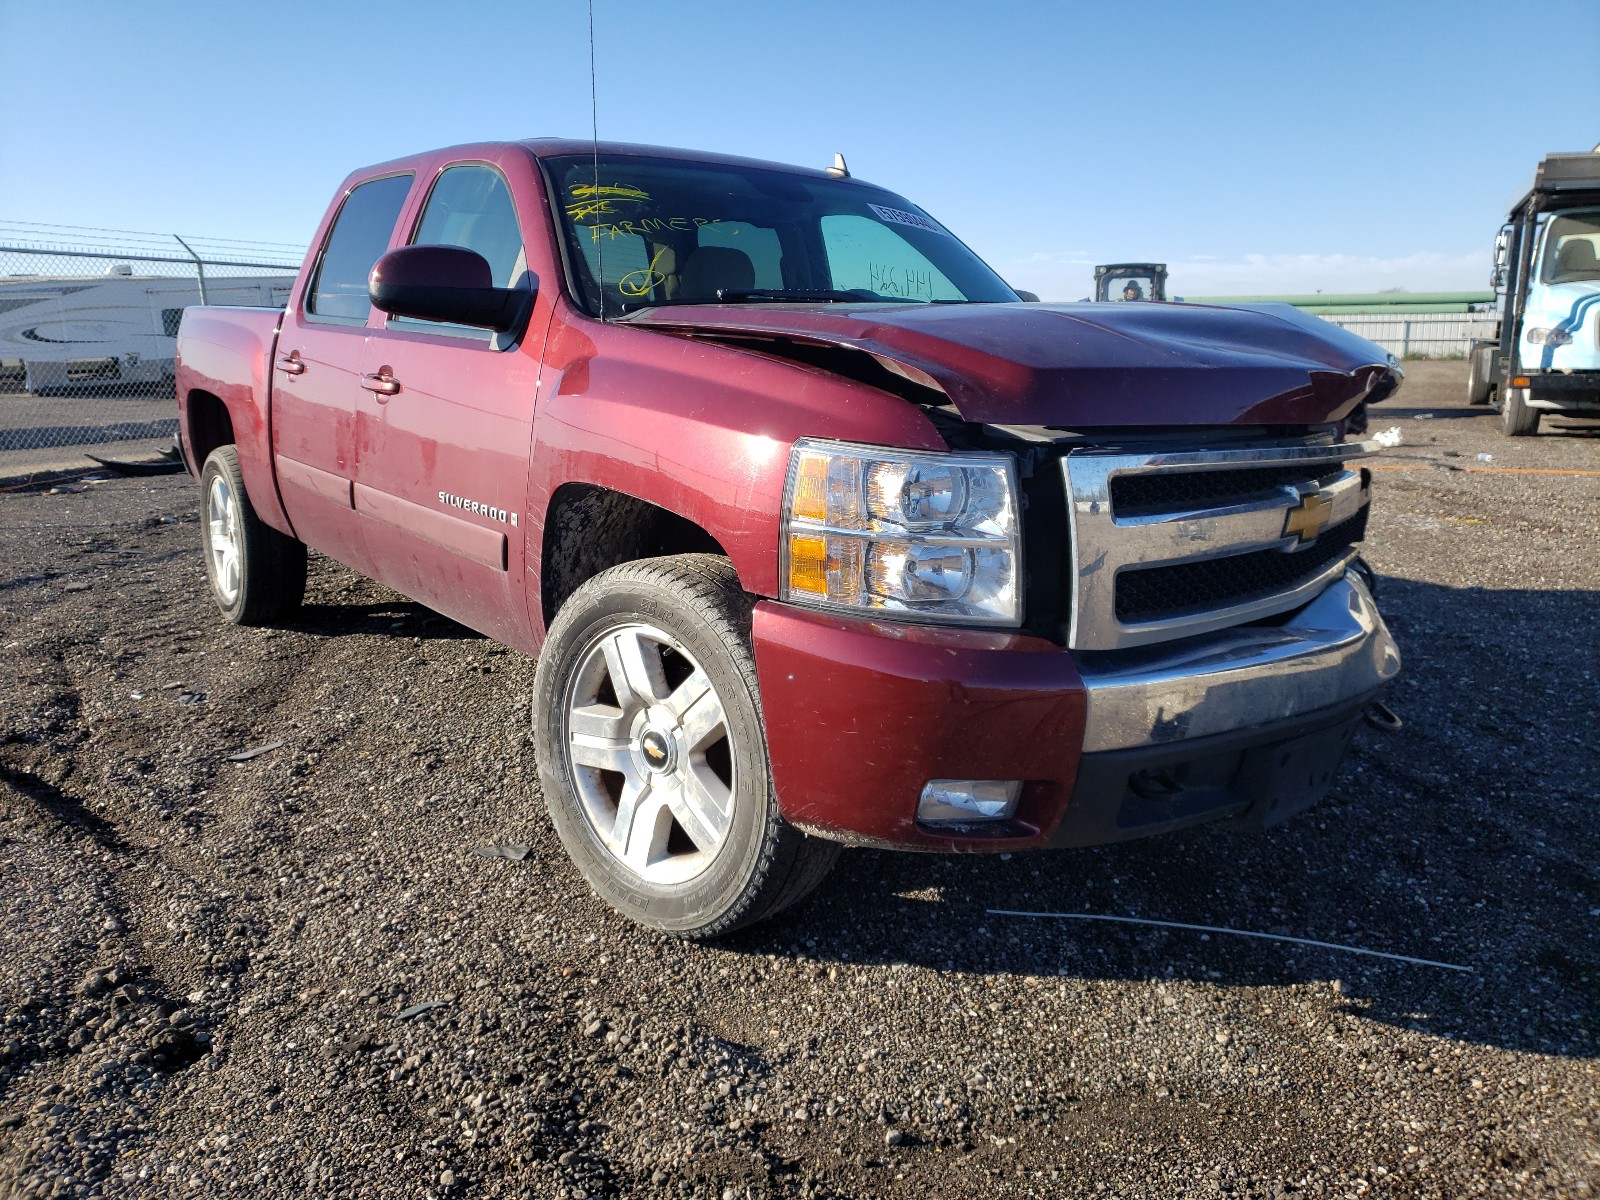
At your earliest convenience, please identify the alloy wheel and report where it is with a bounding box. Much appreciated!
[206,474,242,605]
[562,622,736,885]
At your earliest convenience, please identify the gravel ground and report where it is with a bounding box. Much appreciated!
[1,359,1596,1199]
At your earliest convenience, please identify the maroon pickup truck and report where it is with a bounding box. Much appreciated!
[174,139,1402,936]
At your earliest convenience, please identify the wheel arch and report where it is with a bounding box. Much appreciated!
[539,482,731,633]
[184,388,235,475]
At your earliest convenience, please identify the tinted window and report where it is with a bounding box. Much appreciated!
[392,165,529,340]
[413,165,525,287]
[307,174,413,322]
[820,215,961,302]
[573,229,654,303]
[545,154,1016,316]
[698,221,783,288]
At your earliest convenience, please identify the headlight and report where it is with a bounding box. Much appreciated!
[780,439,1022,626]
[1525,327,1572,346]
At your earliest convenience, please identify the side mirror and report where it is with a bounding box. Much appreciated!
[1014,289,1041,303]
[369,245,535,335]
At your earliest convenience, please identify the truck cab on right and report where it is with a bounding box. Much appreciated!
[1470,150,1600,436]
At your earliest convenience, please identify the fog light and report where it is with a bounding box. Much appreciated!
[917,779,1021,825]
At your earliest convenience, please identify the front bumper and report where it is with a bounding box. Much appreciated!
[751,575,1399,851]
[1515,372,1600,412]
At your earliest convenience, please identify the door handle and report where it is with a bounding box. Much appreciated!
[360,369,401,398]
[275,354,306,376]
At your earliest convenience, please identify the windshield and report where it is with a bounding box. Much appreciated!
[543,154,1018,316]
[1540,210,1600,285]
[1103,271,1157,301]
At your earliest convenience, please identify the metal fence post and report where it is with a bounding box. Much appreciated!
[172,233,208,305]
[1401,320,1411,358]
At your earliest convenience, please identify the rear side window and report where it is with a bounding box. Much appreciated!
[306,174,413,322]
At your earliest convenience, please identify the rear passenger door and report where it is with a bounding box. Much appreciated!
[273,172,412,575]
[354,158,544,646]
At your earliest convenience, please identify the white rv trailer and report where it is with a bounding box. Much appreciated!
[0,267,293,394]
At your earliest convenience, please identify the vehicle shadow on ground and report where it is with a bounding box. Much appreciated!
[281,601,481,641]
[1373,405,1487,421]
[1544,420,1600,439]
[728,577,1600,1060]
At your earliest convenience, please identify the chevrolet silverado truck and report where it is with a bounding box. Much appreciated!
[174,139,1402,937]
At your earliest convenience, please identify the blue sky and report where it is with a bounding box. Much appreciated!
[3,0,1596,298]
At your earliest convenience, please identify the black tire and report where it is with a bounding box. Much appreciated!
[1500,387,1540,437]
[1466,345,1494,406]
[199,445,307,624]
[533,554,840,937]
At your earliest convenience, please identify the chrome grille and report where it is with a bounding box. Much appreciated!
[1061,439,1377,651]
[1109,462,1342,515]
[1115,506,1368,624]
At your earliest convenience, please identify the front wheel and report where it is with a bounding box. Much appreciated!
[533,555,839,937]
[1500,387,1540,437]
[199,446,307,624]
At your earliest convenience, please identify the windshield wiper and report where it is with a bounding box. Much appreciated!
[714,288,890,303]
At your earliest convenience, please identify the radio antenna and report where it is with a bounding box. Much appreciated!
[587,0,606,319]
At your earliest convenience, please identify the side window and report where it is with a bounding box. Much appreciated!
[412,165,525,287]
[306,174,413,322]
[395,164,528,339]
[820,214,961,301]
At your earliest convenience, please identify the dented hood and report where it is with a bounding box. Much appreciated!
[626,300,1397,428]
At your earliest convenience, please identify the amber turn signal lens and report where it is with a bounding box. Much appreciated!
[790,453,829,522]
[788,534,829,595]
[1510,376,1530,388]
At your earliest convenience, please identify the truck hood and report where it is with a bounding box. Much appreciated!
[625,300,1397,428]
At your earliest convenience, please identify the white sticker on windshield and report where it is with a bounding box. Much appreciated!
[867,203,949,237]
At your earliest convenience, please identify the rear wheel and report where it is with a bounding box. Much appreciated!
[1500,387,1540,437]
[1466,345,1495,406]
[199,446,307,624]
[533,554,839,937]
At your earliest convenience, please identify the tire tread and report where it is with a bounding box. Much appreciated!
[201,446,307,625]
[535,554,838,938]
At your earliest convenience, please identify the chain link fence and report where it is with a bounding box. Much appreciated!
[0,222,302,463]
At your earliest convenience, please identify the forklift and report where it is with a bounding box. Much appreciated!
[1093,263,1168,302]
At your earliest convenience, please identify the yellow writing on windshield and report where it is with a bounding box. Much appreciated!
[618,245,671,298]
[588,217,722,241]
[565,183,651,222]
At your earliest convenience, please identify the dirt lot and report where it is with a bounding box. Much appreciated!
[1,360,1596,1199]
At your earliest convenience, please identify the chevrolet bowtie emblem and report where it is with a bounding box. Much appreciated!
[1283,491,1333,543]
